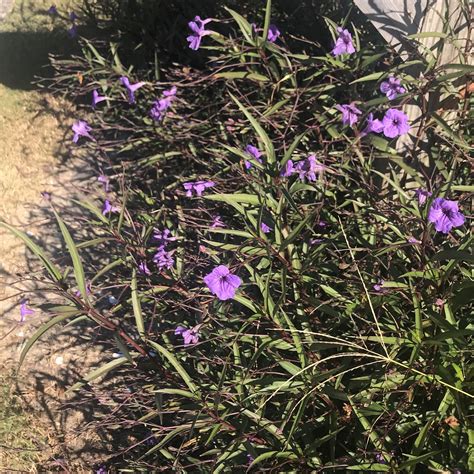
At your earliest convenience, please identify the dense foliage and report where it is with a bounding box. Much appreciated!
[4,0,472,471]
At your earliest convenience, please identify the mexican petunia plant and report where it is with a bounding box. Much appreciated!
[4,0,472,471]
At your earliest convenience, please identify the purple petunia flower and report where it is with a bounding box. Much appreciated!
[362,113,384,135]
[153,245,174,270]
[204,265,242,301]
[150,86,177,121]
[175,325,200,346]
[98,174,110,192]
[261,222,271,233]
[47,5,58,15]
[102,199,119,216]
[138,261,151,276]
[415,188,432,206]
[380,76,406,100]
[294,154,326,182]
[187,16,213,51]
[120,76,146,104]
[280,159,294,177]
[72,120,93,143]
[382,108,410,138]
[332,27,356,56]
[211,216,225,228]
[267,24,280,43]
[20,300,34,323]
[152,228,177,244]
[373,279,385,292]
[183,180,215,197]
[244,144,263,169]
[428,198,465,234]
[336,103,362,127]
[92,89,107,108]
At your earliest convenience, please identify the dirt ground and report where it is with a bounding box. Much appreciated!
[0,1,111,470]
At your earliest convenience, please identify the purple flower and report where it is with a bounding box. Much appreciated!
[382,108,410,138]
[153,245,174,270]
[47,5,58,15]
[380,76,406,100]
[20,300,34,323]
[187,16,213,51]
[72,120,93,143]
[244,144,263,169]
[310,238,324,245]
[150,86,177,121]
[294,154,326,182]
[204,265,242,301]
[95,467,107,474]
[332,27,356,56]
[362,113,383,135]
[183,180,215,197]
[428,198,465,234]
[211,216,225,228]
[175,325,200,346]
[415,188,432,206]
[407,237,420,244]
[280,159,294,177]
[138,261,151,276]
[261,222,271,233]
[75,283,92,298]
[373,279,385,292]
[336,103,362,127]
[267,24,280,43]
[102,199,119,215]
[92,89,107,108]
[152,228,177,244]
[98,174,110,192]
[120,76,146,104]
[67,23,78,38]
[69,11,78,21]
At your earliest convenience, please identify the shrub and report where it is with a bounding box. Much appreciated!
[5,0,473,471]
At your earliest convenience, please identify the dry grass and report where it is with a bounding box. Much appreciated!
[0,1,101,471]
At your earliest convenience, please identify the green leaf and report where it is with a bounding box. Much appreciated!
[147,340,198,393]
[225,8,254,43]
[67,357,131,393]
[407,32,448,39]
[215,71,269,82]
[350,71,385,84]
[205,192,273,208]
[0,222,62,283]
[131,269,145,337]
[53,210,89,302]
[262,0,272,45]
[19,312,81,369]
[250,451,298,468]
[229,93,276,164]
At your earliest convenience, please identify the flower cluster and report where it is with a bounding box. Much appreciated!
[183,180,215,197]
[281,155,325,182]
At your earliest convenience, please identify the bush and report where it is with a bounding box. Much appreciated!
[6,0,473,471]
